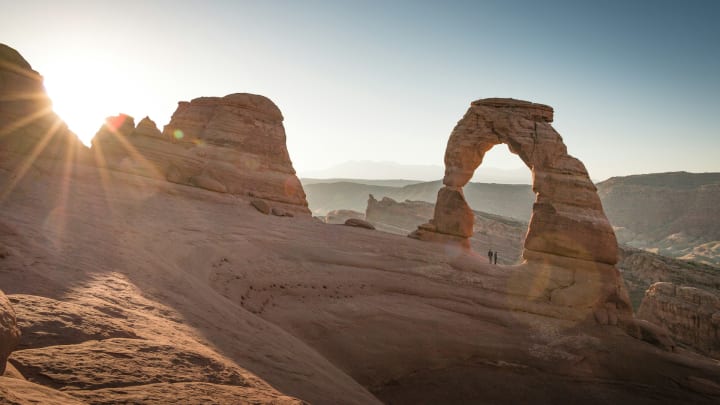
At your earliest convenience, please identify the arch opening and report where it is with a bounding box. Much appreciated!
[456,144,534,265]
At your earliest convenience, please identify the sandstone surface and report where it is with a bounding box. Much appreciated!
[638,282,720,358]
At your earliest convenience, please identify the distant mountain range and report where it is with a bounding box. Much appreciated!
[298,160,531,184]
[301,179,535,220]
[302,171,720,267]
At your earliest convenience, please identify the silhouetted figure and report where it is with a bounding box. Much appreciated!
[493,251,498,265]
[488,249,493,263]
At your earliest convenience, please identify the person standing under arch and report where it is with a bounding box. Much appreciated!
[493,251,498,265]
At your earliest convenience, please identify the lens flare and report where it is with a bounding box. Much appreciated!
[173,129,184,140]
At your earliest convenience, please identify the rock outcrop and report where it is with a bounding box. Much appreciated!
[618,247,720,309]
[638,282,720,358]
[0,290,20,374]
[91,94,310,215]
[410,98,631,321]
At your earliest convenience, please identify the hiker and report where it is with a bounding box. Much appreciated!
[493,251,498,265]
[488,249,493,263]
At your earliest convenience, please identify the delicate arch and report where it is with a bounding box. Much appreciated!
[411,98,618,265]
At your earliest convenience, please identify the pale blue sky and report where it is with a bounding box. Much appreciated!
[2,0,718,180]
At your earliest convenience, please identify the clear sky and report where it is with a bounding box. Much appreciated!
[2,0,719,181]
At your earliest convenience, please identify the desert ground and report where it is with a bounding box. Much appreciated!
[2,155,720,404]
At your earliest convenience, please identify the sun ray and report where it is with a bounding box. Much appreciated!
[91,136,120,216]
[102,119,163,179]
[47,129,78,249]
[0,91,52,103]
[0,106,53,137]
[0,116,63,201]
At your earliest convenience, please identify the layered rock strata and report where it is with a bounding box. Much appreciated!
[410,98,631,320]
[638,282,720,358]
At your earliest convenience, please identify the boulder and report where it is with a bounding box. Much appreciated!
[0,290,20,374]
[251,199,271,215]
[325,209,365,224]
[344,218,375,230]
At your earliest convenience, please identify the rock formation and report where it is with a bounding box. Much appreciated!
[411,98,631,321]
[91,95,310,215]
[638,282,720,358]
[134,116,164,139]
[412,98,616,264]
[618,246,720,309]
[0,290,20,374]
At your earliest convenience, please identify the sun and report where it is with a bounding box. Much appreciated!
[42,52,136,146]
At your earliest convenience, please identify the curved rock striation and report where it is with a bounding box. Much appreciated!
[410,98,630,320]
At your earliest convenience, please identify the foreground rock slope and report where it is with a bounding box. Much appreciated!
[1,43,720,404]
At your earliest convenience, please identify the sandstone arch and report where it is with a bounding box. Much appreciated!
[412,98,618,265]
